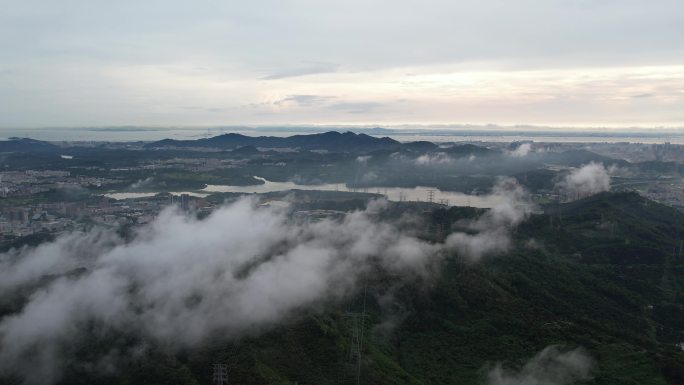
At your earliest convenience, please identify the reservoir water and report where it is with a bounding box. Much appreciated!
[105,177,499,208]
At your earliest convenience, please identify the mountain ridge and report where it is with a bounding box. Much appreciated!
[144,131,402,152]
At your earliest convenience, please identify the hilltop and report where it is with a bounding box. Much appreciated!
[144,131,402,152]
[16,192,680,385]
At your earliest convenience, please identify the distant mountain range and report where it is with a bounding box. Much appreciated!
[0,138,58,152]
[144,131,401,152]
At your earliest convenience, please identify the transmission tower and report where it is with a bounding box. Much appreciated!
[345,285,367,385]
[427,189,435,203]
[347,312,364,360]
[213,363,229,385]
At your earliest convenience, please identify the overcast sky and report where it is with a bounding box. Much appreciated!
[1,0,683,128]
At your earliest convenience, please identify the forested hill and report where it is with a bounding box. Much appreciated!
[144,131,401,152]
[33,192,683,385]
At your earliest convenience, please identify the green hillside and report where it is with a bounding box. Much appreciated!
[5,193,684,385]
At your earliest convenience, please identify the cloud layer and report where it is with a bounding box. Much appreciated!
[1,1,683,126]
[487,346,594,385]
[556,162,611,199]
[0,181,533,384]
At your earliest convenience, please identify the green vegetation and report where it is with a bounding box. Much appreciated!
[1,135,682,384]
[10,192,678,385]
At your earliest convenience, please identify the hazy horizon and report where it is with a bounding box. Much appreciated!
[2,124,684,144]
[2,123,684,132]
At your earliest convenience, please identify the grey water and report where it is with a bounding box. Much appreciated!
[105,177,500,208]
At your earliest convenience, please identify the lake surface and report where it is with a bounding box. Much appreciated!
[203,177,499,208]
[106,177,500,207]
[104,191,208,200]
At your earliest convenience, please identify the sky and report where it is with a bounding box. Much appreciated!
[1,0,683,129]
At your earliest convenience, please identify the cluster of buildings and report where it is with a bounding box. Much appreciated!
[643,177,684,211]
[0,194,212,245]
[0,205,77,237]
[580,142,683,163]
[0,170,117,197]
[139,158,247,172]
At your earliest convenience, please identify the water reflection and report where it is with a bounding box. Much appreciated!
[202,177,499,208]
[104,191,208,200]
[104,177,499,207]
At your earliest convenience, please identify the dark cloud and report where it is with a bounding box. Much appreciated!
[261,63,338,80]
[274,94,335,106]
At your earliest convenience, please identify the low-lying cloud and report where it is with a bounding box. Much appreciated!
[356,155,372,163]
[0,180,533,384]
[446,178,532,260]
[487,345,594,385]
[129,177,154,190]
[556,162,611,200]
[508,143,532,157]
[415,152,452,165]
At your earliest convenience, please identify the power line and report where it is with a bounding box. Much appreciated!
[213,363,229,385]
[345,285,367,385]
